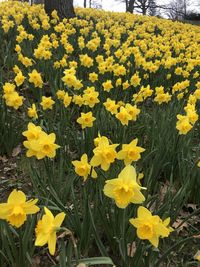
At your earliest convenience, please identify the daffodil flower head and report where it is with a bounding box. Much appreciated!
[35,207,66,255]
[130,206,172,247]
[90,137,118,171]
[22,122,42,140]
[116,106,132,125]
[14,71,25,86]
[28,69,43,88]
[23,123,60,159]
[72,154,97,181]
[94,133,108,147]
[176,114,193,135]
[40,96,55,110]
[104,165,146,208]
[77,112,96,129]
[0,189,39,228]
[117,138,145,165]
[28,104,38,119]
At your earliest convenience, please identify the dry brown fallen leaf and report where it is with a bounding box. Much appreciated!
[159,181,176,203]
[0,156,8,163]
[172,219,188,233]
[32,255,40,267]
[193,234,200,239]
[12,145,21,157]
[127,241,136,257]
[76,264,87,267]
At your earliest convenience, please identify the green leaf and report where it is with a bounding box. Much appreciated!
[79,257,114,266]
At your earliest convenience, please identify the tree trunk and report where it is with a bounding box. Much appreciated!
[44,0,76,19]
[125,0,128,12]
[142,5,147,15]
[33,0,44,4]
[127,0,135,13]
[84,0,87,8]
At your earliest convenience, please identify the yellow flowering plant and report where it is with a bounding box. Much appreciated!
[129,206,172,248]
[35,207,66,255]
[0,189,40,267]
[90,136,118,171]
[0,189,39,228]
[104,165,146,208]
[23,123,60,159]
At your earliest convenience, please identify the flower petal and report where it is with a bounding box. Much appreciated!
[103,183,115,198]
[8,190,26,205]
[118,165,136,182]
[129,218,141,228]
[131,189,145,204]
[23,199,40,214]
[0,203,11,219]
[35,233,48,246]
[149,235,159,248]
[90,155,102,167]
[54,212,65,227]
[137,206,152,219]
[44,207,54,220]
[48,232,57,255]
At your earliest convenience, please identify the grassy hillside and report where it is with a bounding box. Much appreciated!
[0,1,200,266]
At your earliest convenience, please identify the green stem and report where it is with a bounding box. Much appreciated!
[19,228,25,267]
[118,208,127,263]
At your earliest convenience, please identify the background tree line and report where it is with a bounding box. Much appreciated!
[24,0,200,22]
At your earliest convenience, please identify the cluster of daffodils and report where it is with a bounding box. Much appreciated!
[72,135,145,179]
[104,164,173,247]
[71,135,173,247]
[23,123,60,159]
[104,165,172,247]
[0,189,66,255]
[115,103,140,126]
[28,69,43,88]
[154,86,172,105]
[73,160,172,247]
[1,1,200,137]
[3,82,24,110]
[176,92,199,135]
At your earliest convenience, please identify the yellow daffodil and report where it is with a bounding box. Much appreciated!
[28,103,38,119]
[35,207,65,255]
[72,154,97,181]
[14,71,25,86]
[77,112,96,129]
[0,189,39,228]
[28,69,43,88]
[90,137,118,171]
[176,114,193,135]
[22,122,42,140]
[130,206,171,247]
[116,107,132,125]
[23,123,60,159]
[56,90,66,100]
[117,138,145,165]
[40,96,55,110]
[104,165,146,208]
